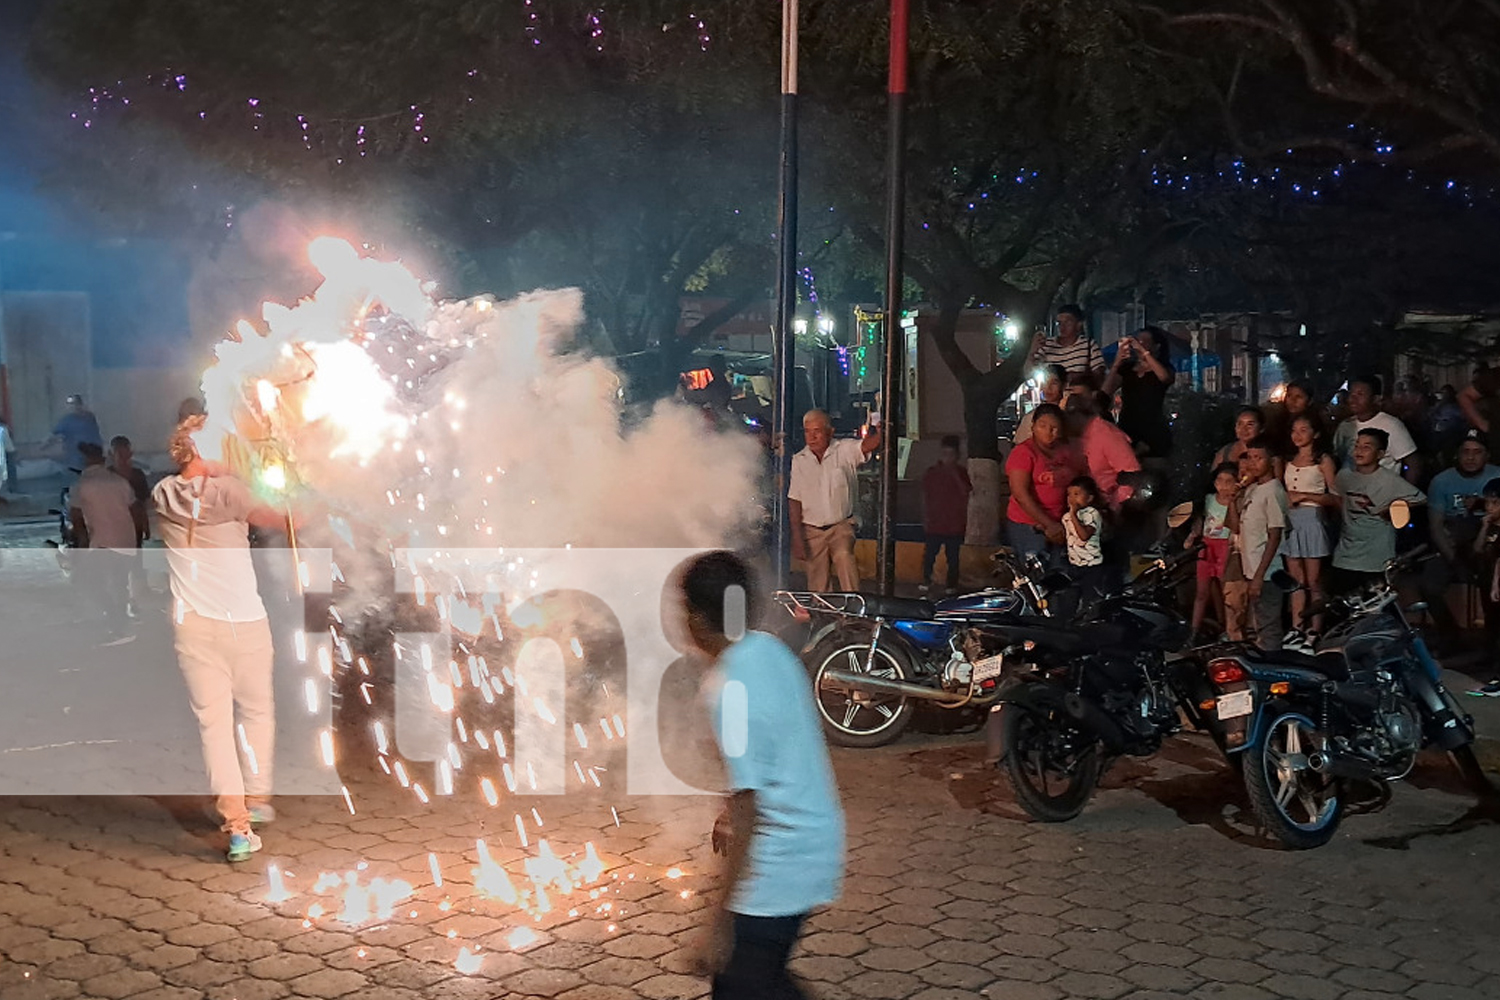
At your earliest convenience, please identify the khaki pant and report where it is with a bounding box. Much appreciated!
[174,612,275,834]
[804,519,860,593]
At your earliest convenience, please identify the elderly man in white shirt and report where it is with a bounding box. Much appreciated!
[789,409,882,592]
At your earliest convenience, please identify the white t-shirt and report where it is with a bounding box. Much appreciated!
[1065,506,1104,567]
[152,473,268,623]
[788,438,867,527]
[73,465,139,550]
[1333,412,1417,472]
[1237,479,1289,578]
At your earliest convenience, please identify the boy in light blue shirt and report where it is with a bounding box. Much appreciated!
[680,550,844,999]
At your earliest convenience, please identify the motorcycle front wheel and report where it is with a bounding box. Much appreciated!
[1243,712,1343,849]
[998,703,1103,822]
[807,639,917,748]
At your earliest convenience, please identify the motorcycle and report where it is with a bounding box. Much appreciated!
[774,551,1066,747]
[1193,535,1489,849]
[993,540,1227,821]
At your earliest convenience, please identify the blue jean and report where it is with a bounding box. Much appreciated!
[713,913,809,1000]
[1006,521,1058,567]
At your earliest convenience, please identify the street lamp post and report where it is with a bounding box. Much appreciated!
[877,0,910,596]
[771,0,800,589]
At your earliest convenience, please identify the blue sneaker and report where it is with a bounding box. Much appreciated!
[227,831,262,863]
[248,803,277,826]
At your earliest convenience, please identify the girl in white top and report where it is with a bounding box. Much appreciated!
[1282,415,1340,638]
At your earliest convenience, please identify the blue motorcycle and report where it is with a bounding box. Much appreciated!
[774,553,1063,747]
[1183,543,1488,849]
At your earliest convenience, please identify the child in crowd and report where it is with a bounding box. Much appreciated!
[1471,479,1500,697]
[1188,462,1239,640]
[1063,476,1106,596]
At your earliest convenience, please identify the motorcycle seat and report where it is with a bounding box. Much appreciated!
[860,595,938,620]
[980,615,1129,652]
[1242,646,1349,681]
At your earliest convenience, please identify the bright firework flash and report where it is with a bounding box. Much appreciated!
[194,238,751,969]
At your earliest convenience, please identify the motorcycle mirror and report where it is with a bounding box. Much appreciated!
[1390,498,1411,529]
[1269,568,1301,593]
[1166,501,1194,529]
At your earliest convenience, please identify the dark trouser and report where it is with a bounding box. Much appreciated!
[4,451,15,494]
[1418,550,1499,644]
[713,913,808,1000]
[922,533,963,588]
[81,549,131,628]
[1006,521,1059,568]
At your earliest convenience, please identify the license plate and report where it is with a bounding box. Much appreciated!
[1216,689,1254,720]
[971,655,1006,683]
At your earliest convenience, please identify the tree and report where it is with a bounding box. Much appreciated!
[24,0,784,378]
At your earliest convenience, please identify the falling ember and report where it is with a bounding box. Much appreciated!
[255,378,279,413]
[526,840,575,895]
[308,903,325,919]
[514,814,529,847]
[666,867,684,880]
[493,730,508,757]
[394,760,410,787]
[569,637,583,658]
[481,778,499,807]
[339,873,371,925]
[369,878,414,921]
[266,865,291,903]
[319,730,335,767]
[506,926,538,951]
[473,839,518,904]
[502,763,517,793]
[530,808,544,827]
[340,786,356,815]
[533,698,557,725]
[454,948,483,975]
[612,714,626,738]
[294,630,308,662]
[414,784,430,804]
[428,853,444,888]
[573,723,589,749]
[304,678,319,714]
[373,721,389,754]
[611,807,620,827]
[438,760,455,796]
[313,872,343,893]
[579,843,604,883]
[317,646,332,676]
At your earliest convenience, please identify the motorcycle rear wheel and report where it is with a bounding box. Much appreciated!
[998,704,1103,822]
[807,640,917,748]
[1243,712,1343,849]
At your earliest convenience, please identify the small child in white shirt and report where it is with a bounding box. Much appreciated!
[1063,476,1107,596]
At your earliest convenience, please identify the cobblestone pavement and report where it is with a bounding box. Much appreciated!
[2,513,1499,1000]
[1,727,1498,1000]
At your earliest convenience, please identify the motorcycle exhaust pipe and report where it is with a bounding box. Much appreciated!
[1306,750,1385,782]
[819,668,970,706]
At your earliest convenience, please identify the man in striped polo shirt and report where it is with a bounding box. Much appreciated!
[1029,304,1104,379]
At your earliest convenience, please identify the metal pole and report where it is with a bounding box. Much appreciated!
[771,0,800,589]
[877,0,909,596]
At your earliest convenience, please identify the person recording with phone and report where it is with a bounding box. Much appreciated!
[1102,326,1174,464]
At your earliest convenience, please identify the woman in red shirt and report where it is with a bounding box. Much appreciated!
[1005,404,1081,565]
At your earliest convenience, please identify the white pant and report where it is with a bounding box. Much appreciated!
[173,611,274,833]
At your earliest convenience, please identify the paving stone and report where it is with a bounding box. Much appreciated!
[576,956,662,986]
[217,977,292,1000]
[800,931,869,957]
[843,969,925,999]
[286,968,369,998]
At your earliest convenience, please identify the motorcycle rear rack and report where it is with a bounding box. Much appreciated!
[774,591,874,619]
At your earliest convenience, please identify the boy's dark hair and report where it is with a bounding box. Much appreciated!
[1031,402,1066,424]
[1067,371,1099,393]
[1045,363,1068,384]
[1356,427,1391,452]
[109,435,131,451]
[680,550,760,638]
[1070,475,1100,504]
[1056,304,1085,321]
[1243,436,1274,456]
[1352,373,1383,397]
[77,441,104,462]
[1483,477,1500,500]
[1211,461,1240,480]
[940,434,961,450]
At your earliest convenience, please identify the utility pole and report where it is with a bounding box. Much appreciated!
[877,0,910,596]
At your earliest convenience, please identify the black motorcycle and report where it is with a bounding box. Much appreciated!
[993,542,1238,821]
[1194,544,1489,848]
